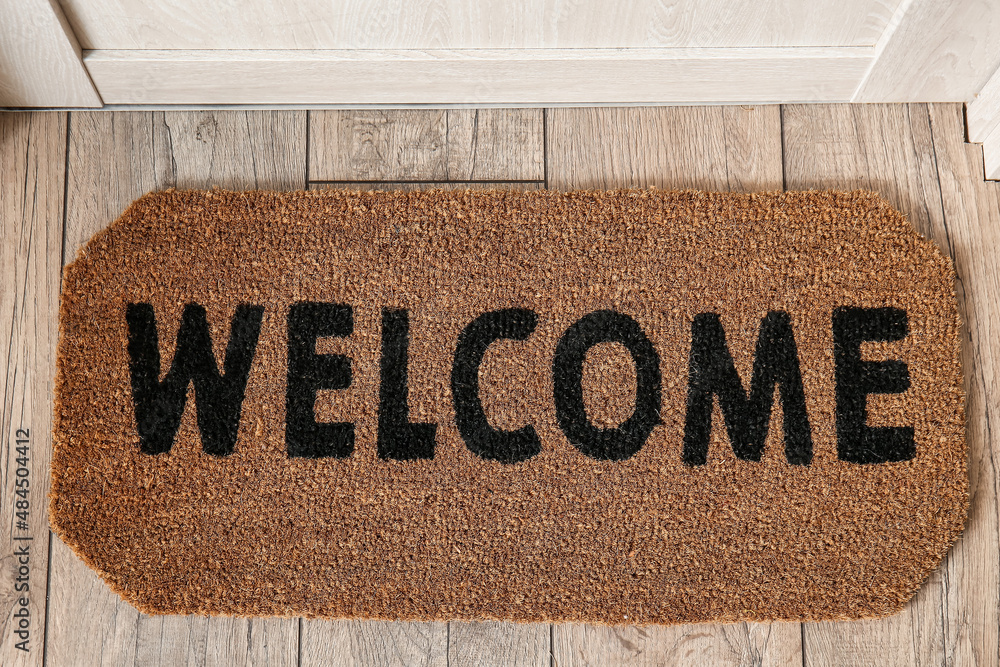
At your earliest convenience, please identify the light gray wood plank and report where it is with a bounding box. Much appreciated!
[984,125,1000,181]
[856,0,1000,102]
[966,62,1000,144]
[546,105,783,191]
[448,621,549,667]
[547,104,802,667]
[203,618,299,667]
[47,109,305,667]
[59,0,896,50]
[82,48,871,106]
[0,0,100,106]
[721,105,787,192]
[927,102,1000,667]
[132,615,298,667]
[161,111,308,189]
[308,109,544,182]
[800,576,945,667]
[135,616,209,667]
[445,110,545,181]
[781,103,950,667]
[553,623,803,667]
[300,620,448,667]
[46,541,139,667]
[0,112,66,667]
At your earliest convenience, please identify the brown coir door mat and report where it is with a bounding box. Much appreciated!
[50,188,967,624]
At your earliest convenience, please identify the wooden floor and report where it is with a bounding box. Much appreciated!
[1,104,998,666]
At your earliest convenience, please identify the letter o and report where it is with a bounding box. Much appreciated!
[552,310,662,460]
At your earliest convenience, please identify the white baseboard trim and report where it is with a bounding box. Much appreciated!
[968,68,1000,143]
[983,128,1000,181]
[82,47,871,106]
[968,64,1000,180]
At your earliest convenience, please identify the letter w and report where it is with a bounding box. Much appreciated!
[126,303,263,456]
[683,311,813,466]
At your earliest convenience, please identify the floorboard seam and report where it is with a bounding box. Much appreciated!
[543,108,549,190]
[305,110,311,184]
[307,179,545,184]
[42,110,73,667]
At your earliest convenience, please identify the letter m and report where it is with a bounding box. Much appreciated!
[126,303,263,456]
[682,311,813,466]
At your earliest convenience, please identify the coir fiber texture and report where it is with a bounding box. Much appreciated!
[50,188,967,624]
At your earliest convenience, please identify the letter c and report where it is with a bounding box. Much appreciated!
[452,309,541,463]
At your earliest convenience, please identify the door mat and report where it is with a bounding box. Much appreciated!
[50,188,967,624]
